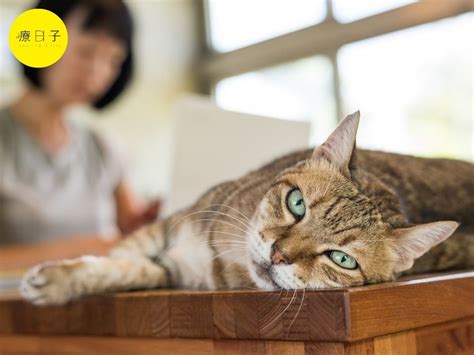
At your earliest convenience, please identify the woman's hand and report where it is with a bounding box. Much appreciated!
[123,200,161,234]
[114,181,161,234]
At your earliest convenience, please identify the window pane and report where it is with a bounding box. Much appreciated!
[214,56,337,145]
[208,0,326,52]
[338,14,473,161]
[333,0,416,23]
[0,2,29,106]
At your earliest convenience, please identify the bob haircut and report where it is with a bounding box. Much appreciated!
[22,0,134,109]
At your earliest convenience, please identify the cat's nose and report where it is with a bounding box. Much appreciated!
[271,245,290,265]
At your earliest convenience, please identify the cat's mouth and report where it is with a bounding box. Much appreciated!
[251,260,279,289]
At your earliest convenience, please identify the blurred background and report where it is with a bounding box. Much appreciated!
[1,0,472,202]
[0,0,472,295]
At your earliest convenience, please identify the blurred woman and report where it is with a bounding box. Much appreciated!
[0,0,158,245]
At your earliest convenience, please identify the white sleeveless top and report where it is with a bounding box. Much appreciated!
[0,107,124,245]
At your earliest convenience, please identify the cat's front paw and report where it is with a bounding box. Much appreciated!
[20,262,74,306]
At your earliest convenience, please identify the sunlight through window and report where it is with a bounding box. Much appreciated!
[215,56,337,145]
[207,0,326,52]
[338,14,473,160]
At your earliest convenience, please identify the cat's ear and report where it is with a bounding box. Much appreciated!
[391,221,459,274]
[311,111,360,178]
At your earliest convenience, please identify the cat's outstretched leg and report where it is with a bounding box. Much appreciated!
[20,256,169,305]
[107,221,170,261]
[20,220,172,305]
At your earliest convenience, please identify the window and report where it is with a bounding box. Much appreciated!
[0,1,30,106]
[339,14,473,159]
[215,56,336,144]
[207,0,326,52]
[0,5,20,78]
[203,1,473,161]
[332,0,416,23]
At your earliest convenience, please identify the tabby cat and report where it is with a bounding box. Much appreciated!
[21,112,474,305]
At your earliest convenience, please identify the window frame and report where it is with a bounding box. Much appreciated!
[198,0,473,125]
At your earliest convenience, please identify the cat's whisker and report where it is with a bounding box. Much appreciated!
[276,289,299,330]
[167,216,251,238]
[170,203,253,230]
[206,240,248,245]
[161,204,253,245]
[182,229,248,242]
[209,238,248,245]
[207,203,252,222]
[200,210,255,231]
[184,209,254,232]
[216,260,253,281]
[206,243,248,249]
[214,246,247,254]
[262,288,297,330]
[207,245,248,251]
[160,217,249,254]
[206,230,248,240]
[219,260,240,271]
[152,203,255,261]
[153,227,247,258]
[150,219,252,261]
[211,247,247,261]
[180,228,248,240]
[260,287,284,307]
[188,218,250,236]
[286,288,305,337]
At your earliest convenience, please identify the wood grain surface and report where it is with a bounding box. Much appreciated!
[0,271,472,342]
[0,318,473,354]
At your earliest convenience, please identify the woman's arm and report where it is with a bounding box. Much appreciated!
[114,180,160,234]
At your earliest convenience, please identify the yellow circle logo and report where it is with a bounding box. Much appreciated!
[9,9,68,68]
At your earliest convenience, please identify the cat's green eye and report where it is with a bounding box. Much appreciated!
[328,250,358,270]
[287,188,305,219]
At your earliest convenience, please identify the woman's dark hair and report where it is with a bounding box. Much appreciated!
[23,0,134,109]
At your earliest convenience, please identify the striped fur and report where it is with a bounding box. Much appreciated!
[21,112,474,305]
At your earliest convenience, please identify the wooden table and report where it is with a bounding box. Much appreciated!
[0,239,473,354]
[0,271,472,354]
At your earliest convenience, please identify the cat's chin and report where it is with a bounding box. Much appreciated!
[249,259,280,291]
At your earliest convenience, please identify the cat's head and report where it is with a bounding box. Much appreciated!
[247,112,459,290]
